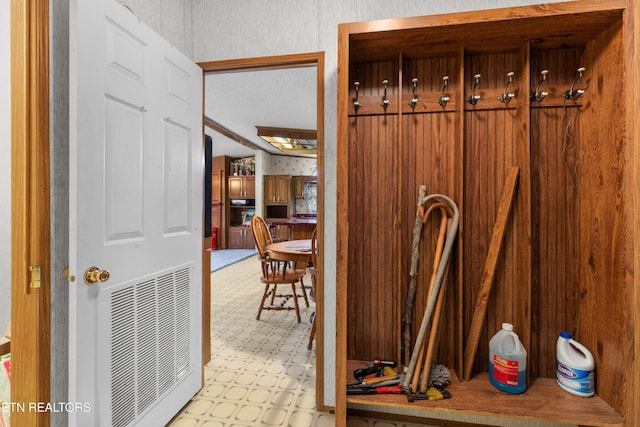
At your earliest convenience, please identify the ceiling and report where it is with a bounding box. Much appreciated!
[204,66,318,159]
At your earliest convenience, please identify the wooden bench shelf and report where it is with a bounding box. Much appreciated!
[347,360,623,427]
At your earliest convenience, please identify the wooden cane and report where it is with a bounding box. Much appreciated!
[403,194,459,390]
[403,198,448,370]
[402,186,427,367]
[411,209,448,392]
[420,235,452,393]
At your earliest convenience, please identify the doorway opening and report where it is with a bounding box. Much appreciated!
[199,52,326,410]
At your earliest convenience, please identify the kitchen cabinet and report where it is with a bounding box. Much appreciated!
[211,204,221,231]
[264,175,290,204]
[211,171,222,204]
[210,204,222,249]
[212,156,232,250]
[228,226,254,249]
[269,224,291,242]
[336,1,636,426]
[228,176,255,199]
[292,175,315,198]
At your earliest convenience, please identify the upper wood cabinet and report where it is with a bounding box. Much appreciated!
[264,175,290,204]
[228,176,255,199]
[292,175,315,198]
[336,1,637,426]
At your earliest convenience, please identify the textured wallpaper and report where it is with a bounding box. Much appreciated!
[50,1,70,425]
[117,0,193,57]
[266,155,317,176]
[103,0,566,408]
[0,1,10,331]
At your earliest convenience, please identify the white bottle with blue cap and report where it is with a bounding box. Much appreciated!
[556,331,595,397]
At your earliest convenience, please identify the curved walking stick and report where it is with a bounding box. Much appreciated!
[420,234,452,393]
[403,194,459,391]
[402,199,449,367]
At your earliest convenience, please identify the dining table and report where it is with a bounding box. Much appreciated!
[266,238,314,266]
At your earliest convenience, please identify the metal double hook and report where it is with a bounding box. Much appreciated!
[498,71,516,104]
[564,67,586,101]
[353,81,361,112]
[408,78,418,109]
[531,69,549,102]
[381,79,390,111]
[467,74,481,105]
[437,76,450,107]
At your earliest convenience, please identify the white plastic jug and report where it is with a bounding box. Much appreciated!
[556,331,595,397]
[489,323,527,394]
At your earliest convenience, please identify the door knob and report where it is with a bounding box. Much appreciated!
[84,266,110,285]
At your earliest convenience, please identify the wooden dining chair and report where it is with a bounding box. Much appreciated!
[251,215,307,323]
[307,227,318,349]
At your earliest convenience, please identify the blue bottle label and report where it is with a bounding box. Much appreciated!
[556,361,594,393]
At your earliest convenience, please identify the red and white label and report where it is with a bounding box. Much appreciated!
[493,355,519,386]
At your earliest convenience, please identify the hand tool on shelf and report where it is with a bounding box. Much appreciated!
[347,374,400,389]
[353,360,396,382]
[347,385,403,395]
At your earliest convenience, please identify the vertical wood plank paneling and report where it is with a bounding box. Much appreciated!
[345,28,629,422]
[338,5,634,426]
[347,60,401,360]
[530,47,585,379]
[463,52,522,374]
[398,56,459,368]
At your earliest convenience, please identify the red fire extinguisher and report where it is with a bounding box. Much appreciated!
[211,227,218,250]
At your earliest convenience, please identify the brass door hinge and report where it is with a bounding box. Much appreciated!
[29,265,41,288]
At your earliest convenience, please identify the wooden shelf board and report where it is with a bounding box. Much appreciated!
[346,360,623,427]
[345,1,624,62]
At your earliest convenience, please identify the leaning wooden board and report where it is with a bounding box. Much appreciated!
[463,166,520,381]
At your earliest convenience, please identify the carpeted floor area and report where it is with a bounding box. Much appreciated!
[210,249,257,272]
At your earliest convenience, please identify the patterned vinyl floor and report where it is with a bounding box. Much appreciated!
[167,256,428,427]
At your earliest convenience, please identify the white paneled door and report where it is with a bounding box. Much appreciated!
[69,0,203,425]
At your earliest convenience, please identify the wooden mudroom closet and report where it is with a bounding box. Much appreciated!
[335,0,638,426]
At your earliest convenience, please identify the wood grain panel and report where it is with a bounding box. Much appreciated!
[530,47,590,381]
[347,113,399,361]
[399,56,460,369]
[10,0,51,426]
[576,21,626,414]
[346,2,623,62]
[626,1,640,424]
[463,52,521,375]
[338,4,634,426]
[531,105,574,379]
[349,60,399,117]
